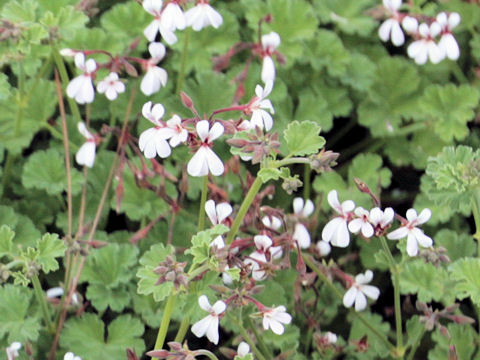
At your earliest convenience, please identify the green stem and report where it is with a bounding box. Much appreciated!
[226,176,263,245]
[451,61,468,84]
[32,275,55,333]
[471,193,480,247]
[406,328,425,360]
[394,122,427,137]
[173,317,190,343]
[198,176,209,232]
[274,157,310,168]
[187,263,209,279]
[176,29,191,94]
[245,316,271,358]
[379,236,403,350]
[302,254,395,352]
[154,293,177,351]
[228,314,268,360]
[51,46,82,124]
[195,350,219,360]
[303,164,311,201]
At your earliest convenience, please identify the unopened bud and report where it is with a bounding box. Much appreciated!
[126,348,139,360]
[227,138,249,148]
[180,91,194,109]
[282,177,303,195]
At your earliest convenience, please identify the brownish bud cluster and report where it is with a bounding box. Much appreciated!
[153,256,188,289]
[309,149,339,173]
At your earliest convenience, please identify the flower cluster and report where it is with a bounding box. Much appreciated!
[321,190,432,257]
[378,0,461,64]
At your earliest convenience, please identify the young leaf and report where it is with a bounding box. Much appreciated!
[185,225,229,267]
[257,167,290,183]
[35,233,66,273]
[284,121,325,156]
[434,229,476,262]
[0,284,41,343]
[136,243,175,302]
[0,225,15,256]
[429,323,476,360]
[60,314,145,358]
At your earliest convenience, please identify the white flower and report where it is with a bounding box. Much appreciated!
[348,207,374,238]
[76,122,96,168]
[141,42,168,96]
[161,1,186,31]
[316,240,331,256]
[66,53,96,104]
[322,190,354,247]
[407,22,444,65]
[187,120,225,177]
[245,235,282,281]
[185,1,223,31]
[64,352,82,360]
[205,199,232,225]
[343,270,380,312]
[293,197,315,218]
[262,305,292,335]
[436,12,461,60]
[387,208,433,256]
[46,287,64,298]
[6,342,21,360]
[378,0,404,46]
[166,114,188,147]
[401,15,418,34]
[325,331,338,344]
[262,215,282,230]
[261,32,280,83]
[369,207,394,233]
[237,341,250,356]
[247,81,275,131]
[96,72,125,101]
[143,0,177,44]
[211,235,225,249]
[139,102,175,159]
[191,295,226,344]
[293,224,311,249]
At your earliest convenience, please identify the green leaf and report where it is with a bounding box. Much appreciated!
[86,283,131,313]
[434,229,476,262]
[313,0,377,36]
[0,73,11,101]
[450,258,480,305]
[82,243,138,287]
[284,121,325,157]
[257,167,290,183]
[60,314,145,358]
[235,354,254,360]
[40,6,89,40]
[399,259,454,304]
[262,324,300,353]
[137,243,175,302]
[22,149,83,196]
[429,323,476,360]
[185,225,229,267]
[1,0,37,23]
[419,84,480,142]
[405,316,424,349]
[348,153,392,191]
[421,145,480,215]
[35,233,66,273]
[0,284,41,343]
[0,225,15,256]
[349,312,390,359]
[100,2,150,42]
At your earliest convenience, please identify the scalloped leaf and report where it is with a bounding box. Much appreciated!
[0,284,41,343]
[434,229,476,262]
[284,121,325,157]
[35,233,66,273]
[419,84,480,142]
[429,323,477,360]
[450,258,480,305]
[185,224,229,267]
[1,0,37,24]
[0,225,15,257]
[86,283,131,313]
[22,148,83,196]
[349,312,390,359]
[60,314,145,358]
[136,243,175,302]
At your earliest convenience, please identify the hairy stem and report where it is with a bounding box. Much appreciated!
[245,316,272,358]
[198,176,209,232]
[379,236,403,350]
[228,314,268,360]
[173,317,190,343]
[176,29,191,94]
[154,294,177,351]
[226,176,263,245]
[32,275,55,333]
[405,328,425,360]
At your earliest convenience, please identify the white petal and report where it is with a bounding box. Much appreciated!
[261,56,276,84]
[361,222,374,238]
[448,13,461,29]
[76,142,96,167]
[331,220,350,248]
[440,34,460,60]
[293,198,304,215]
[341,200,355,212]
[159,24,178,45]
[74,52,85,69]
[196,120,210,141]
[254,235,272,250]
[391,21,405,46]
[85,59,96,73]
[412,227,433,248]
[191,316,211,338]
[354,291,367,311]
[322,217,343,242]
[378,19,393,42]
[327,190,341,211]
[154,137,171,158]
[205,199,218,224]
[216,202,232,223]
[430,22,442,38]
[77,122,93,140]
[387,226,409,240]
[151,103,165,121]
[406,208,418,222]
[268,319,285,335]
[205,147,224,176]
[293,223,311,249]
[46,287,64,298]
[261,32,281,49]
[416,208,432,225]
[187,147,209,177]
[316,240,331,256]
[436,12,448,26]
[402,16,418,33]
[427,42,445,64]
[208,122,224,142]
[348,218,363,234]
[361,285,380,300]
[237,342,250,356]
[206,316,220,344]
[406,233,419,256]
[205,4,223,28]
[343,287,357,308]
[144,20,160,42]
[356,269,373,284]
[382,207,395,226]
[212,300,227,314]
[303,199,315,217]
[198,295,212,311]
[149,42,166,59]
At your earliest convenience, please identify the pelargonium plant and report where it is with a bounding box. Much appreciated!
[0,0,479,359]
